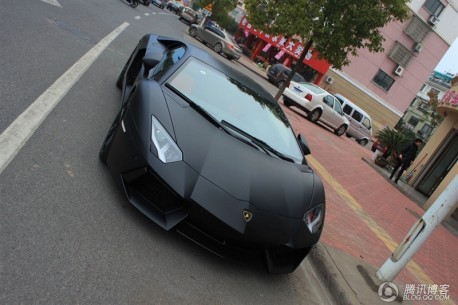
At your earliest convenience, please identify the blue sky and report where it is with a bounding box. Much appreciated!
[435,37,458,75]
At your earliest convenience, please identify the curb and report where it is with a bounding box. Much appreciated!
[308,243,362,305]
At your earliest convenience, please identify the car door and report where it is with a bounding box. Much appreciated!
[203,26,219,46]
[321,95,338,127]
[332,98,345,128]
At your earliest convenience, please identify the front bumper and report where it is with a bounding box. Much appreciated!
[104,113,323,270]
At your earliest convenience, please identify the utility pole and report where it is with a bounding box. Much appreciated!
[376,175,458,282]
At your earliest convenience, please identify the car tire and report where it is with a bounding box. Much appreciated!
[276,80,285,88]
[307,109,321,122]
[189,27,197,38]
[334,125,347,136]
[213,42,223,54]
[358,138,369,146]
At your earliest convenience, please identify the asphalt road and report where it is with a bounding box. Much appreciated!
[1,1,333,304]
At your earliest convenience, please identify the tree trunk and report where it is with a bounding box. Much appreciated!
[274,39,314,101]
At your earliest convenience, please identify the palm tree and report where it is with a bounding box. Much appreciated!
[376,127,411,159]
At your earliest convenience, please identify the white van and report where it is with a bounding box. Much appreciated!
[334,94,372,146]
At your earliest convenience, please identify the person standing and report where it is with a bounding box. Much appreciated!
[389,138,423,184]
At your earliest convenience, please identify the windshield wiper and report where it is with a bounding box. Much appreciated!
[221,120,294,162]
[165,84,263,151]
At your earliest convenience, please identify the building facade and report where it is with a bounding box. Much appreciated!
[399,71,452,140]
[325,0,458,134]
[408,76,458,219]
[234,16,331,85]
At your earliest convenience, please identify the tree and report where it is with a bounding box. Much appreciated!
[425,89,444,130]
[244,0,409,100]
[194,0,238,24]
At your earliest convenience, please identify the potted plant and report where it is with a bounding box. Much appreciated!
[374,127,410,168]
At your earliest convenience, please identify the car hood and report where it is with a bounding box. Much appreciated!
[164,93,323,219]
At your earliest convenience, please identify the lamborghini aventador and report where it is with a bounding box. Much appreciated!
[100,34,326,274]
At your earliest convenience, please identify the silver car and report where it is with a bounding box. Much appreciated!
[188,25,242,60]
[282,82,350,136]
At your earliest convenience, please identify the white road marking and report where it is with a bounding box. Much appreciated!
[135,16,141,20]
[40,0,62,8]
[0,22,130,175]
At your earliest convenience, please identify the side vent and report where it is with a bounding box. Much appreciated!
[428,15,439,25]
[324,76,334,84]
[413,42,423,53]
[394,65,404,76]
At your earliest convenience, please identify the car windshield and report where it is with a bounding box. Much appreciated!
[167,58,303,162]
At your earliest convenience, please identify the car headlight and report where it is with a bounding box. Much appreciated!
[151,116,182,163]
[303,204,323,234]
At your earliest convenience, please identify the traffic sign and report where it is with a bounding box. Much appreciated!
[204,3,213,12]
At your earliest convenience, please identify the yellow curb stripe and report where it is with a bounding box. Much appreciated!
[307,156,455,305]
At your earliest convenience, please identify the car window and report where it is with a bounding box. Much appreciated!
[351,110,363,122]
[152,46,186,78]
[293,73,305,82]
[334,99,343,114]
[362,117,371,129]
[216,29,225,38]
[323,96,334,108]
[343,104,353,115]
[167,58,304,162]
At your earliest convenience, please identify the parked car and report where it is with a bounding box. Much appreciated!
[179,7,198,24]
[282,82,350,136]
[371,139,388,154]
[334,94,372,146]
[165,1,182,14]
[151,0,166,8]
[102,33,326,274]
[267,63,306,88]
[188,25,242,60]
[139,0,150,6]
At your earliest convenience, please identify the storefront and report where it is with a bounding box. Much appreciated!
[410,76,458,219]
[235,16,331,84]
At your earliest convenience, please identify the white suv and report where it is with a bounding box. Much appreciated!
[282,82,350,136]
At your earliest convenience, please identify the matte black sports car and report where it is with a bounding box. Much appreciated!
[100,34,326,274]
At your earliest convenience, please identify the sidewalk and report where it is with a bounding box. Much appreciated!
[237,55,457,305]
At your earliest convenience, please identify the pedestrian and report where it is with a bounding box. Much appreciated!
[389,138,423,183]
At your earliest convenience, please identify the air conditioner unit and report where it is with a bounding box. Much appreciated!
[394,65,404,76]
[324,76,334,84]
[428,15,439,25]
[413,42,423,53]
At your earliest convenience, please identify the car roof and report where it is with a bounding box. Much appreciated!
[334,94,371,118]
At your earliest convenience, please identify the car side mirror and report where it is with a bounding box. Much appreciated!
[143,50,163,76]
[297,134,311,156]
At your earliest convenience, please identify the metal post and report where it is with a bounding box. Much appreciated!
[376,175,458,282]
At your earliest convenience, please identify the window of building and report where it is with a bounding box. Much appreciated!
[404,15,431,43]
[428,88,440,96]
[418,100,429,113]
[388,42,414,67]
[419,123,433,139]
[408,116,420,127]
[423,0,445,16]
[373,70,395,91]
